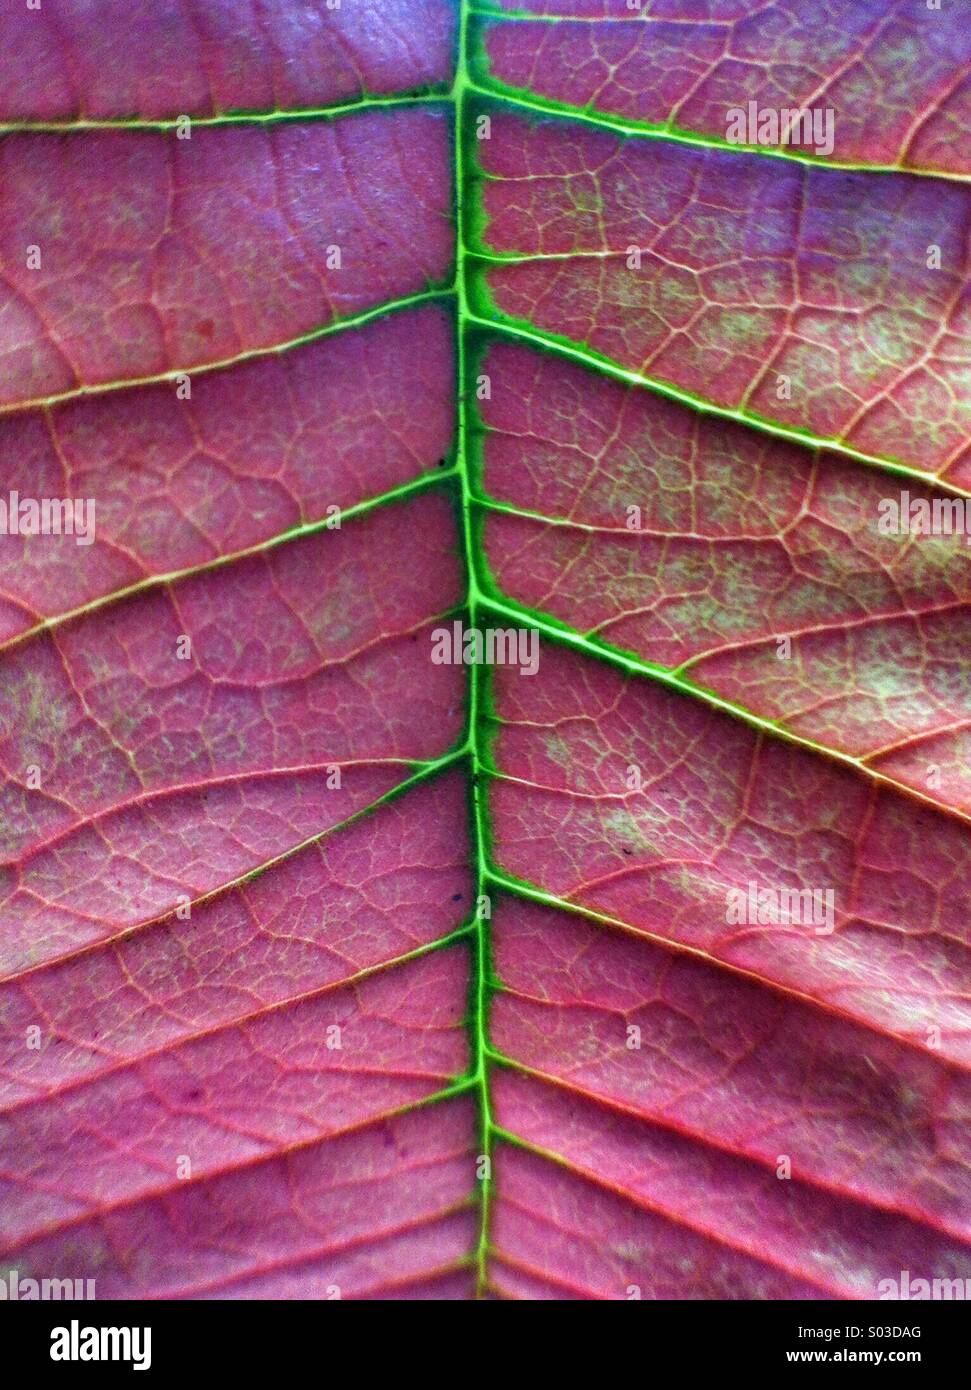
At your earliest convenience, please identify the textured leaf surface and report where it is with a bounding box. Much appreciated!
[0,114,451,406]
[472,112,971,475]
[2,0,456,121]
[477,1,971,176]
[478,341,971,814]
[2,0,971,1302]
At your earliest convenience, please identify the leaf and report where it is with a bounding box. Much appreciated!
[1,0,970,1302]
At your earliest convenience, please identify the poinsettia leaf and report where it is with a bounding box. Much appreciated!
[1,0,970,1303]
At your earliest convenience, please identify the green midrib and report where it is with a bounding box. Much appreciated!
[453,0,496,1299]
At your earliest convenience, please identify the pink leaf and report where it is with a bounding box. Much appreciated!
[1,0,969,1302]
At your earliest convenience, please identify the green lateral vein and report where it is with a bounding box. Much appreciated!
[482,1048,971,1247]
[484,1123,855,1300]
[463,309,970,497]
[4,922,476,1117]
[0,90,449,134]
[465,70,971,185]
[474,589,971,830]
[481,873,971,1087]
[470,5,703,19]
[0,467,456,656]
[0,286,452,416]
[5,745,468,986]
[0,1074,480,1261]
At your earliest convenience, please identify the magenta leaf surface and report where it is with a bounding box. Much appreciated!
[2,0,971,1302]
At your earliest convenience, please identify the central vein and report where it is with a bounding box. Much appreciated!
[452,0,495,1298]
